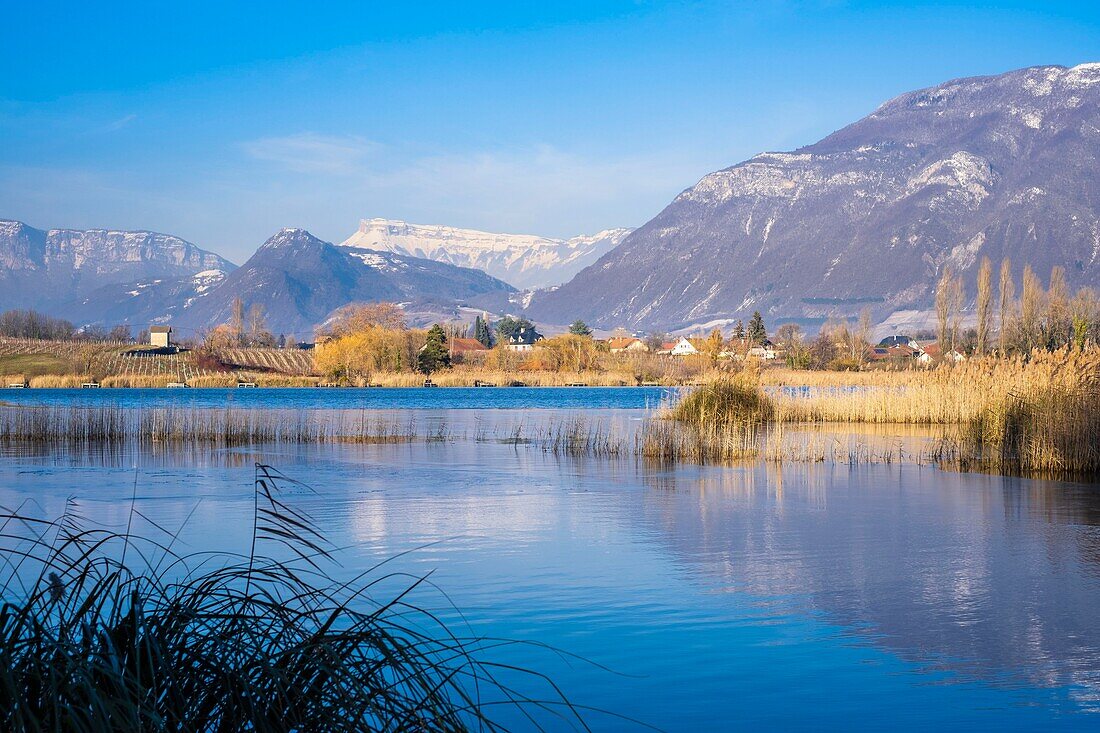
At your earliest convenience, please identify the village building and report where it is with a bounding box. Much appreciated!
[506,327,543,352]
[868,344,922,362]
[748,342,779,360]
[149,325,172,349]
[918,343,965,364]
[878,335,922,350]
[669,337,699,356]
[449,337,491,360]
[607,337,648,353]
[720,338,778,360]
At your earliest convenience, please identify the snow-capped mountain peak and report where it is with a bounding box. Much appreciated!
[339,218,632,290]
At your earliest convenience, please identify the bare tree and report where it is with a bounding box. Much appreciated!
[998,258,1015,353]
[644,331,670,352]
[854,309,874,367]
[1018,265,1044,353]
[774,323,803,350]
[975,257,992,355]
[230,297,245,347]
[319,302,407,339]
[1046,266,1069,348]
[247,303,267,344]
[948,273,965,355]
[935,265,954,355]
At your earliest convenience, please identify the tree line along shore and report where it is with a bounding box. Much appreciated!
[0,257,1097,390]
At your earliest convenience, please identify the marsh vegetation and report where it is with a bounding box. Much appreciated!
[659,350,1100,476]
[0,465,582,731]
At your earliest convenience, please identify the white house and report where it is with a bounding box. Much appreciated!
[670,337,698,356]
[917,344,965,364]
[748,344,778,360]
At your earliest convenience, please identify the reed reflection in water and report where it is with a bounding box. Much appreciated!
[1,412,1099,730]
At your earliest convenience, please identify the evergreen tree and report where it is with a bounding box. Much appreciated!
[495,316,535,341]
[732,320,745,341]
[473,315,493,347]
[568,319,592,336]
[748,311,767,344]
[417,324,451,375]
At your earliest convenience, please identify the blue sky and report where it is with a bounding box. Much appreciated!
[2,1,1099,262]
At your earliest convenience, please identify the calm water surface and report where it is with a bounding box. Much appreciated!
[0,386,677,410]
[1,388,1099,731]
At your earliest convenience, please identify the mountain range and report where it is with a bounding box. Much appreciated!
[172,228,513,336]
[340,218,632,290]
[529,63,1100,332]
[0,220,234,318]
[3,63,1100,337]
[0,221,513,337]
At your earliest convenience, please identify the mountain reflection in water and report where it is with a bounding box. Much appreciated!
[1,408,1098,730]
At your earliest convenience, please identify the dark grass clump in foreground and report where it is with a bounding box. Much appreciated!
[0,465,584,732]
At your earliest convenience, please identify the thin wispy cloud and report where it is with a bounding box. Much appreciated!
[0,140,710,259]
[243,133,379,175]
[98,114,137,133]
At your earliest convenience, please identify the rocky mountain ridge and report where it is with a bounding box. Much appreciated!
[0,220,515,336]
[0,219,235,319]
[528,63,1100,331]
[171,228,515,337]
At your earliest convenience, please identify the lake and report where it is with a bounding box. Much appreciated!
[1,388,1099,730]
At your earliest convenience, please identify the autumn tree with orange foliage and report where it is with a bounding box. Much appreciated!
[312,304,424,383]
[319,303,407,339]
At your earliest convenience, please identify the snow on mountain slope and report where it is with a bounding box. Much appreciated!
[340,218,632,289]
[0,219,235,319]
[529,63,1100,331]
[174,228,515,336]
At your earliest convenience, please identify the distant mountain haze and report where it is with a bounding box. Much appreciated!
[527,63,1100,332]
[341,218,632,290]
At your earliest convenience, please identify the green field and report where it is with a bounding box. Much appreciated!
[0,353,74,378]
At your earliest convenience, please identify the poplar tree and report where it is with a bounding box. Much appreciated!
[935,265,953,354]
[998,258,1015,353]
[975,257,993,355]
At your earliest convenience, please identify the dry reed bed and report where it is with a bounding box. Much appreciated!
[4,349,1096,475]
[769,351,1100,424]
[670,351,1100,475]
[0,406,420,445]
[0,401,1019,470]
